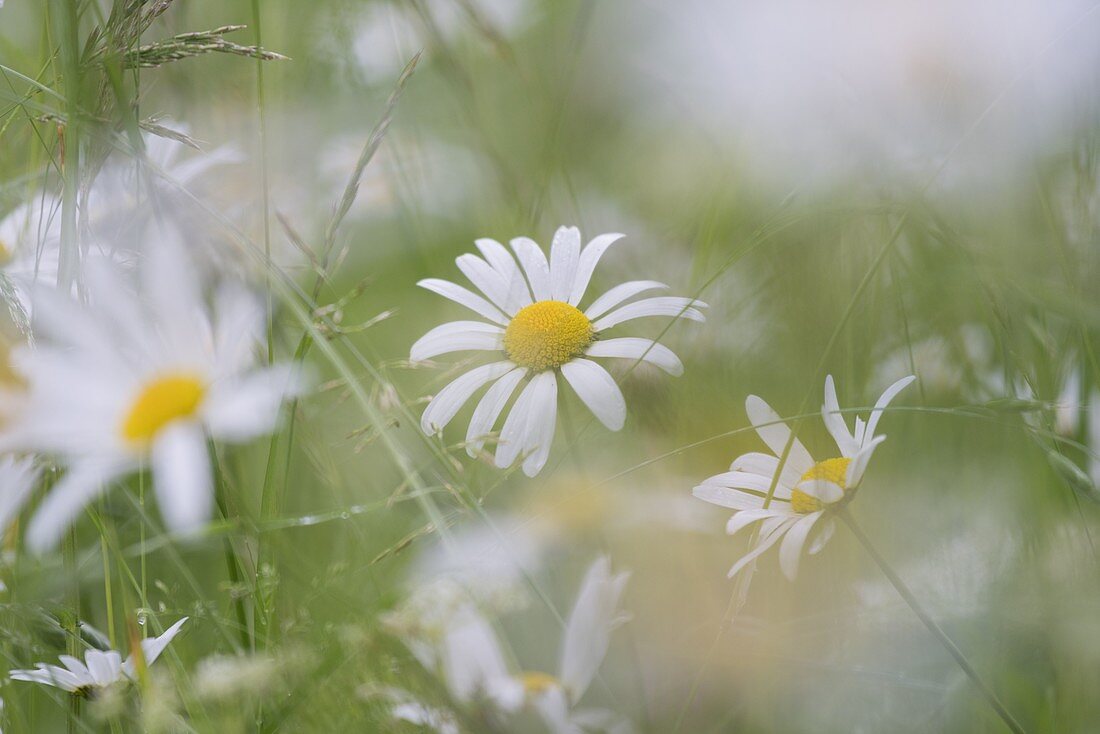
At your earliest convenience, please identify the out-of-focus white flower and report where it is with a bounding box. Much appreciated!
[374,687,460,734]
[0,238,300,551]
[693,375,914,580]
[316,134,488,226]
[634,0,1100,189]
[0,455,39,538]
[411,227,706,476]
[0,195,62,311]
[519,557,633,734]
[193,653,280,702]
[873,324,1003,399]
[86,124,243,251]
[389,557,634,733]
[408,514,547,611]
[9,618,187,695]
[318,0,535,84]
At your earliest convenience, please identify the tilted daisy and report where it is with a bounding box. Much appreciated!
[693,375,915,580]
[0,239,300,551]
[10,617,187,696]
[411,226,706,476]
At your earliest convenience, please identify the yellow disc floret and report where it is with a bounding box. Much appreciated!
[519,671,560,696]
[121,373,206,445]
[789,457,851,514]
[503,300,594,372]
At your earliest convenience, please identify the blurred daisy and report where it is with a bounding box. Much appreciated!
[0,456,40,538]
[10,618,187,696]
[0,195,62,312]
[0,239,300,551]
[517,556,634,734]
[411,226,706,476]
[389,557,633,733]
[693,375,914,580]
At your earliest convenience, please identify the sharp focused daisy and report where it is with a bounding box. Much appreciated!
[0,239,300,551]
[411,226,706,476]
[10,617,187,696]
[693,375,915,580]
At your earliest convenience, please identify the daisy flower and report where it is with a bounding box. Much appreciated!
[389,557,633,733]
[9,618,187,696]
[693,375,915,580]
[0,238,300,552]
[411,226,706,476]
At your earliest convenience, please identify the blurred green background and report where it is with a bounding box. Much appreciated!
[1,0,1100,731]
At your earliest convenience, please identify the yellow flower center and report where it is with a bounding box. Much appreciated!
[503,301,594,372]
[519,671,560,695]
[789,457,850,514]
[121,373,206,445]
[0,238,10,265]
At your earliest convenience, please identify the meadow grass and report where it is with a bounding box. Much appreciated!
[0,1,1098,732]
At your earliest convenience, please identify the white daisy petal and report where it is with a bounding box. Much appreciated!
[466,367,526,456]
[417,278,509,325]
[779,512,823,580]
[455,254,512,313]
[727,516,793,578]
[475,238,532,313]
[559,557,630,701]
[0,457,40,535]
[495,374,546,470]
[143,238,208,359]
[409,321,503,362]
[421,361,516,435]
[585,337,683,376]
[58,655,90,677]
[796,479,844,504]
[151,422,212,536]
[729,451,802,490]
[212,283,266,377]
[568,232,625,306]
[521,372,559,477]
[822,375,859,457]
[27,460,124,554]
[509,237,552,301]
[561,358,626,431]
[85,650,123,687]
[724,508,782,537]
[549,226,582,301]
[592,296,707,331]
[862,375,916,446]
[135,617,189,670]
[699,470,773,492]
[846,435,886,488]
[203,365,301,442]
[692,484,767,511]
[744,395,816,476]
[583,280,668,320]
[809,517,837,555]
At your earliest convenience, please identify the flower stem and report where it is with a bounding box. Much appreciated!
[838,510,1025,734]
